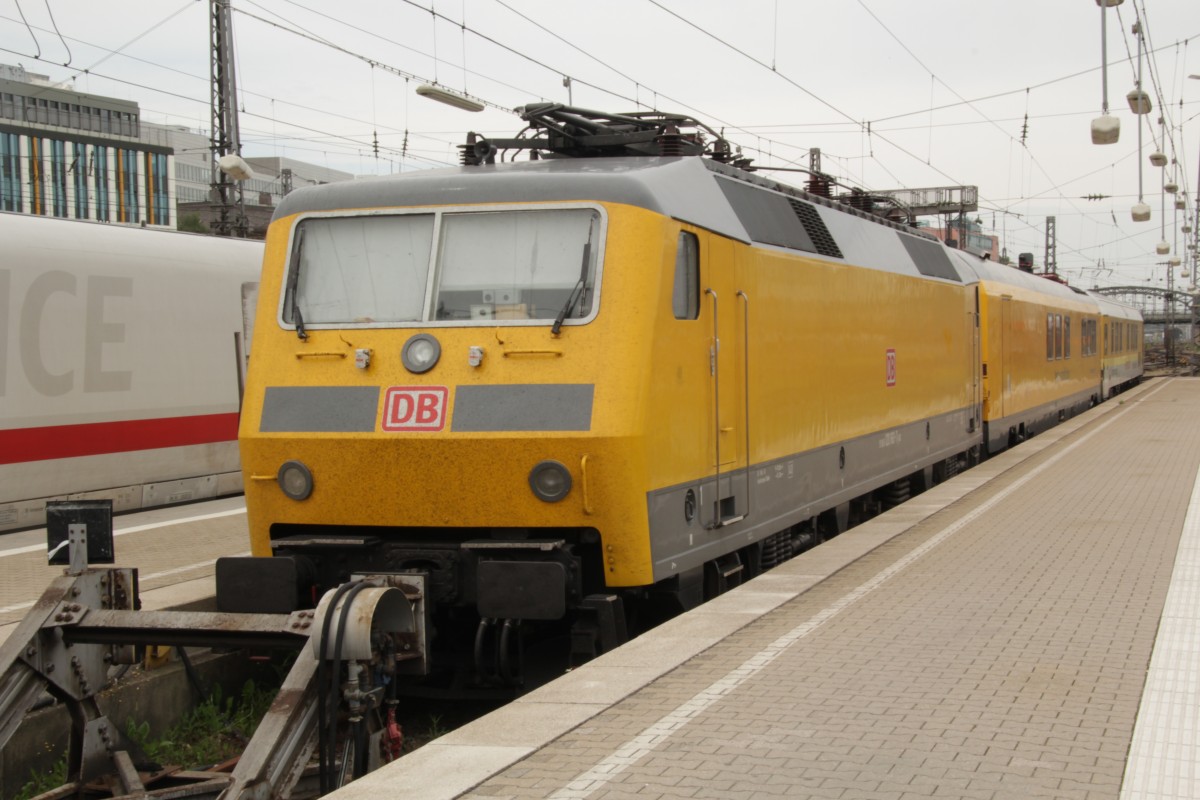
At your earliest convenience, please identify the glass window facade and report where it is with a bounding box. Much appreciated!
[145,152,169,226]
[1,86,138,139]
[49,138,67,217]
[28,137,44,215]
[116,147,138,224]
[0,77,176,227]
[72,142,87,219]
[0,131,20,211]
[0,129,171,226]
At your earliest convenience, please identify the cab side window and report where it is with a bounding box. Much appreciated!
[673,231,700,320]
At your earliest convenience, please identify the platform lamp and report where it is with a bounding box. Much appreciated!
[1092,0,1123,145]
[218,154,254,182]
[416,84,485,113]
[1129,18,1151,221]
[1156,117,1171,256]
[1191,75,1200,291]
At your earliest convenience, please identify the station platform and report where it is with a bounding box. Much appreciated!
[333,377,1200,800]
[0,495,247,644]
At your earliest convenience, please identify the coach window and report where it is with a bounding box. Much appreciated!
[1046,314,1054,360]
[673,231,700,320]
[1054,314,1063,359]
[1064,316,1071,358]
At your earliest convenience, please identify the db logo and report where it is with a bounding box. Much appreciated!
[383,386,448,432]
[885,349,897,387]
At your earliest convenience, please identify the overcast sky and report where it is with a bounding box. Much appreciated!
[2,0,1198,289]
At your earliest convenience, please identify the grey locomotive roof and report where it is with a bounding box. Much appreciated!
[274,157,750,244]
[274,156,961,282]
[272,156,1114,299]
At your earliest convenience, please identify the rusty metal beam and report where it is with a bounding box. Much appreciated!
[220,649,321,799]
[60,609,314,650]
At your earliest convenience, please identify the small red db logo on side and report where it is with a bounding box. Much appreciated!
[383,386,448,432]
[885,349,897,387]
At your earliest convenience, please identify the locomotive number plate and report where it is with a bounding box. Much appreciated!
[382,386,449,432]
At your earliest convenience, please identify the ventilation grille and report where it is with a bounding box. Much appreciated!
[897,233,960,282]
[787,199,843,259]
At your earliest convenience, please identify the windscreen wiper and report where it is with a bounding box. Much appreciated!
[284,228,308,340]
[551,219,595,336]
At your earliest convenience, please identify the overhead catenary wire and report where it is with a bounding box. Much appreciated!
[235,0,817,173]
[389,0,823,173]
[1,1,1193,287]
[0,41,459,170]
[868,32,1200,127]
[0,9,507,169]
[853,0,1114,230]
[0,3,508,170]
[232,7,509,114]
[41,0,69,66]
[288,1,796,176]
[12,0,40,59]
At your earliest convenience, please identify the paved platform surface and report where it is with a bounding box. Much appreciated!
[335,377,1200,800]
[0,495,247,643]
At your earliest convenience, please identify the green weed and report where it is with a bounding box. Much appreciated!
[13,679,277,799]
[14,757,67,800]
[126,680,276,769]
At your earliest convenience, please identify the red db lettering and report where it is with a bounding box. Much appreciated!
[885,349,897,387]
[383,386,447,431]
[416,393,440,424]
[392,394,414,424]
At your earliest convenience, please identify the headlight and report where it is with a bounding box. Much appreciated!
[277,460,313,501]
[401,333,441,374]
[529,460,572,503]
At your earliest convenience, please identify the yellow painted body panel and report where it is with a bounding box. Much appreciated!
[978,280,1100,423]
[641,224,976,493]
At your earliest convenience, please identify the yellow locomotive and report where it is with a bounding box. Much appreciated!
[228,106,1142,685]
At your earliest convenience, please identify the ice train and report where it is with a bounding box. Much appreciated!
[0,213,263,531]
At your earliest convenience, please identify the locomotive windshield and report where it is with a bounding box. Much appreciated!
[283,207,601,328]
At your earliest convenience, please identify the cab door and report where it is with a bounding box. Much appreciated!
[996,295,1011,419]
[970,287,981,431]
[700,234,748,528]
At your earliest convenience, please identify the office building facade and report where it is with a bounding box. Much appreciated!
[0,65,173,228]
